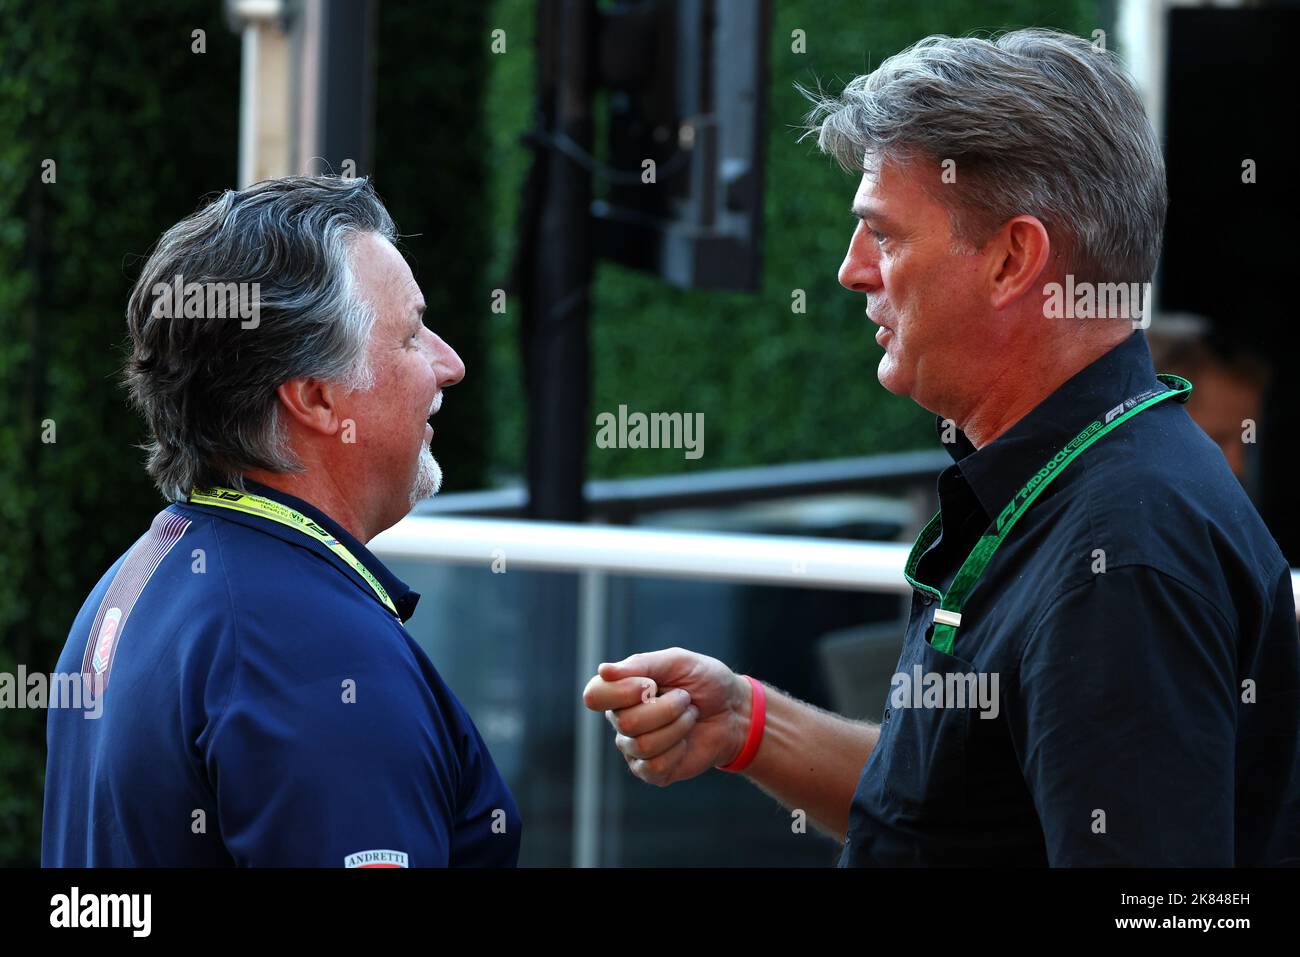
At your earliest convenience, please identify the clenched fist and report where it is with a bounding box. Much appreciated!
[582,647,753,787]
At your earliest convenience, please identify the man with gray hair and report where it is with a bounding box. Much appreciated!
[585,29,1299,865]
[43,176,521,867]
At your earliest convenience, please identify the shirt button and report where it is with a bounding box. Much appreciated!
[920,593,933,605]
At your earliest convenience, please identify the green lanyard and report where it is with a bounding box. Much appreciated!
[905,373,1192,655]
[188,486,400,619]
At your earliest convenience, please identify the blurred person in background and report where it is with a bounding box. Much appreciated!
[1148,321,1272,491]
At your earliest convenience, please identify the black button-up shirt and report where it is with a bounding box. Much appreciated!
[839,332,1300,866]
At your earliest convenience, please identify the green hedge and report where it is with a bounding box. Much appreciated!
[375,0,491,491]
[0,0,495,864]
[0,0,1102,866]
[0,0,241,864]
[484,0,1100,479]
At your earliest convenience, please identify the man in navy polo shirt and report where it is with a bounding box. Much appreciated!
[584,29,1300,865]
[43,176,520,867]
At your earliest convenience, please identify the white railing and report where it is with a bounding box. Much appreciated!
[370,515,1300,867]
[372,515,915,592]
[373,515,1300,610]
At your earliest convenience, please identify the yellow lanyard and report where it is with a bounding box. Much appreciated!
[188,486,399,619]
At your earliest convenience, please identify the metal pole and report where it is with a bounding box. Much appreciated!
[572,570,608,867]
[519,0,596,868]
[525,0,594,522]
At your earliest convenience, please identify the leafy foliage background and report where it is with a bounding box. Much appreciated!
[0,0,1096,864]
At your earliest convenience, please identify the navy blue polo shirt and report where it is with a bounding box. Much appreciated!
[840,332,1300,866]
[43,479,521,867]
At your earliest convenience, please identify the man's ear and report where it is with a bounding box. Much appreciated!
[275,377,341,437]
[987,215,1052,311]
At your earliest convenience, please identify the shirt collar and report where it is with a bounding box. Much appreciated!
[935,331,1162,524]
[241,479,421,623]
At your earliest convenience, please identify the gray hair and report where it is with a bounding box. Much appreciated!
[803,28,1166,284]
[124,175,397,502]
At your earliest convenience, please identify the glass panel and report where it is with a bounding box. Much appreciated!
[390,559,907,866]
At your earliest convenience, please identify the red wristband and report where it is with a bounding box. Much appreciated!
[718,675,766,773]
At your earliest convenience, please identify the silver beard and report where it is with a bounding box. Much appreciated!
[409,442,442,506]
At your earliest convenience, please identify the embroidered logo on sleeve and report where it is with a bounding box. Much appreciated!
[344,849,410,868]
[80,510,191,693]
[91,608,123,676]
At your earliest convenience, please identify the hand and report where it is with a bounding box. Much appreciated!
[582,647,753,787]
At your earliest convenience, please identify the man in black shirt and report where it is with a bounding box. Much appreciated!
[582,28,1300,865]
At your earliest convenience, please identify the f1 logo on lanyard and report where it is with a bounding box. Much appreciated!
[904,374,1192,656]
